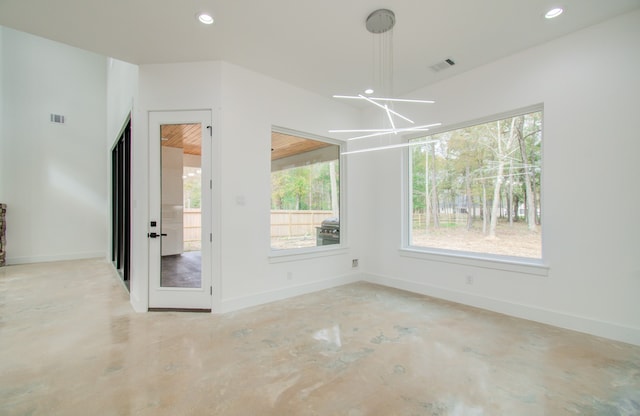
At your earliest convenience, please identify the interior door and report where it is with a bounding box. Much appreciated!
[111,118,131,289]
[149,110,212,309]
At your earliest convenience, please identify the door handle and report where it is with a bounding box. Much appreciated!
[147,232,168,238]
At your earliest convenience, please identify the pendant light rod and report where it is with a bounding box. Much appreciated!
[385,105,397,131]
[331,123,442,141]
[341,139,440,156]
[333,95,434,104]
[358,94,415,124]
[329,123,441,134]
[330,8,441,147]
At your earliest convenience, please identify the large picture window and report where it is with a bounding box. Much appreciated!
[408,108,542,260]
[271,129,341,251]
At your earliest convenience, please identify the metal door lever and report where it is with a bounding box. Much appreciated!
[147,232,167,238]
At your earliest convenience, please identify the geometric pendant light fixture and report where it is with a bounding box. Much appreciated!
[330,9,441,146]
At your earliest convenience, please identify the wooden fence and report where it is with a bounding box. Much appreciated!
[184,209,201,251]
[271,210,335,238]
[183,209,335,245]
[412,212,468,228]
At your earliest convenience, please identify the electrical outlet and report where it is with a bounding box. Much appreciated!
[287,271,293,281]
[352,259,359,268]
[466,275,474,285]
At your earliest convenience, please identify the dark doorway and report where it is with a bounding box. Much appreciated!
[111,117,131,289]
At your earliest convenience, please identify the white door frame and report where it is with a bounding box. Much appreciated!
[148,110,213,309]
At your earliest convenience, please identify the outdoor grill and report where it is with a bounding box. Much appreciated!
[316,217,340,246]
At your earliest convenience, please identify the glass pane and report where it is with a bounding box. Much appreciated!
[409,110,542,259]
[160,123,203,287]
[271,131,340,250]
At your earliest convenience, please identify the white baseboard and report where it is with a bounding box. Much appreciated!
[364,272,640,347]
[220,272,362,313]
[130,292,146,313]
[6,251,107,265]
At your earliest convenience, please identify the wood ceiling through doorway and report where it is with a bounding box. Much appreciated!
[161,124,201,156]
[271,131,330,161]
[160,126,331,160]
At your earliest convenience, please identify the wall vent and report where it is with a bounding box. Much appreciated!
[50,113,65,124]
[429,58,456,73]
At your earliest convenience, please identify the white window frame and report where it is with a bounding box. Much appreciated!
[400,104,549,276]
[268,126,347,262]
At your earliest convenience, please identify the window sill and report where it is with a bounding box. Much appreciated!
[399,247,549,276]
[269,246,348,263]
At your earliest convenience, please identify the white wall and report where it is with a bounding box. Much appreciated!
[0,27,107,264]
[105,57,139,306]
[184,154,201,168]
[359,10,640,345]
[160,146,184,256]
[106,58,138,145]
[0,28,4,201]
[5,10,637,346]
[132,61,361,312]
[217,62,361,310]
[132,61,221,311]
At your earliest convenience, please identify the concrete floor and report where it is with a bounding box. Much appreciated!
[1,259,639,415]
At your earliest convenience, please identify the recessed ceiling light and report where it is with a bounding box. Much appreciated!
[545,7,564,19]
[364,88,374,95]
[197,12,214,25]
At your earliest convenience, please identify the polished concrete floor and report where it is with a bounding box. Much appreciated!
[1,259,639,415]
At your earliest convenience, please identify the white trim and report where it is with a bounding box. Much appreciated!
[210,109,223,313]
[364,272,640,346]
[271,125,345,149]
[401,104,545,265]
[6,252,106,265]
[269,247,349,263]
[220,272,361,313]
[270,126,348,251]
[399,248,549,276]
[148,109,214,310]
[404,103,544,141]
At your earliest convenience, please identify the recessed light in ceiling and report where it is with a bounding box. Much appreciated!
[364,88,374,95]
[545,7,564,19]
[197,12,214,25]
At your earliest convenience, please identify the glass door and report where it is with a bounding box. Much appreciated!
[111,118,131,288]
[148,110,212,310]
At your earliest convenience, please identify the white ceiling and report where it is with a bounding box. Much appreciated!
[1,0,638,98]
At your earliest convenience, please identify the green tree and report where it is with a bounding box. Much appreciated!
[183,167,201,208]
[271,160,338,212]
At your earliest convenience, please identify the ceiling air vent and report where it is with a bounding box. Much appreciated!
[50,113,65,124]
[429,58,456,73]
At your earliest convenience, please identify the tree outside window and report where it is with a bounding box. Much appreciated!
[271,130,341,250]
[409,109,542,259]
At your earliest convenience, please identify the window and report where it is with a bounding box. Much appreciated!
[271,129,341,251]
[408,108,542,260]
